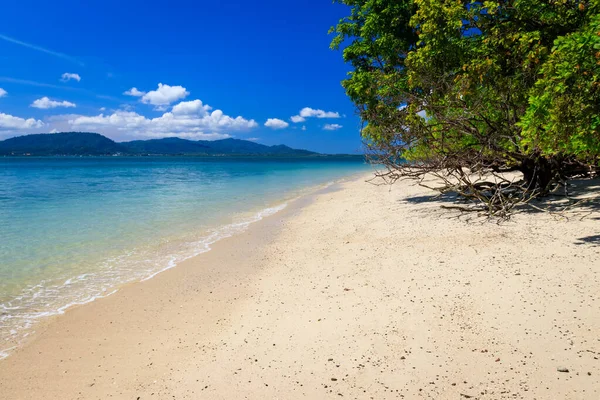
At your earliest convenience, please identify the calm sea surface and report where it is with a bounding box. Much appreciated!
[0,156,369,357]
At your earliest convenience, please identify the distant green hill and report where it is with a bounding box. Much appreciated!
[121,137,212,154]
[0,132,319,156]
[190,138,316,156]
[0,132,125,156]
[121,137,316,156]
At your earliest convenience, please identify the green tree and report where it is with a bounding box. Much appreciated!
[331,0,600,216]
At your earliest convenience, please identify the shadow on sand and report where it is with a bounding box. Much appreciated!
[575,235,600,246]
[401,178,600,224]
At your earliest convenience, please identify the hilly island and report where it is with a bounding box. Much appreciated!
[0,132,322,157]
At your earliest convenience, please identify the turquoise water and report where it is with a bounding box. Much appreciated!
[0,156,368,357]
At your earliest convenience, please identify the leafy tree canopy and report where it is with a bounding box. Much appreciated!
[331,0,600,216]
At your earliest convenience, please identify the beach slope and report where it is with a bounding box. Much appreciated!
[1,174,599,399]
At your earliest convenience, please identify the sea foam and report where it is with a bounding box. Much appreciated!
[0,202,287,360]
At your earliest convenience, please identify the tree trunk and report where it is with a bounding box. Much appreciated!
[520,155,556,194]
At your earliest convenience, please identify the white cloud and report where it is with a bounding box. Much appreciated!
[290,115,306,123]
[172,99,212,115]
[0,88,6,98]
[264,118,289,130]
[50,128,59,133]
[141,83,189,107]
[299,107,340,119]
[301,126,307,131]
[123,87,146,97]
[194,132,232,140]
[99,107,106,111]
[0,112,44,130]
[247,137,260,142]
[61,73,81,82]
[69,112,147,129]
[67,99,258,139]
[31,97,76,109]
[290,107,340,123]
[323,123,343,131]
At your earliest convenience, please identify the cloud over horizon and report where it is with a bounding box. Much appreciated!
[66,98,258,140]
[0,73,350,147]
[172,99,212,115]
[141,83,189,108]
[0,112,44,131]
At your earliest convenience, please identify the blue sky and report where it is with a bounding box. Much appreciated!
[0,0,362,154]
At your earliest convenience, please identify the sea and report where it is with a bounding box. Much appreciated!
[0,156,369,358]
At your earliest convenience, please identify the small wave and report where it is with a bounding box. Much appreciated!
[140,203,286,282]
[0,202,287,360]
[0,346,16,360]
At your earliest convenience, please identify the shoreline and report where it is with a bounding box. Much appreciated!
[1,173,599,399]
[0,171,366,361]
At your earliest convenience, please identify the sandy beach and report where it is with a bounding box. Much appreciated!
[1,173,599,399]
